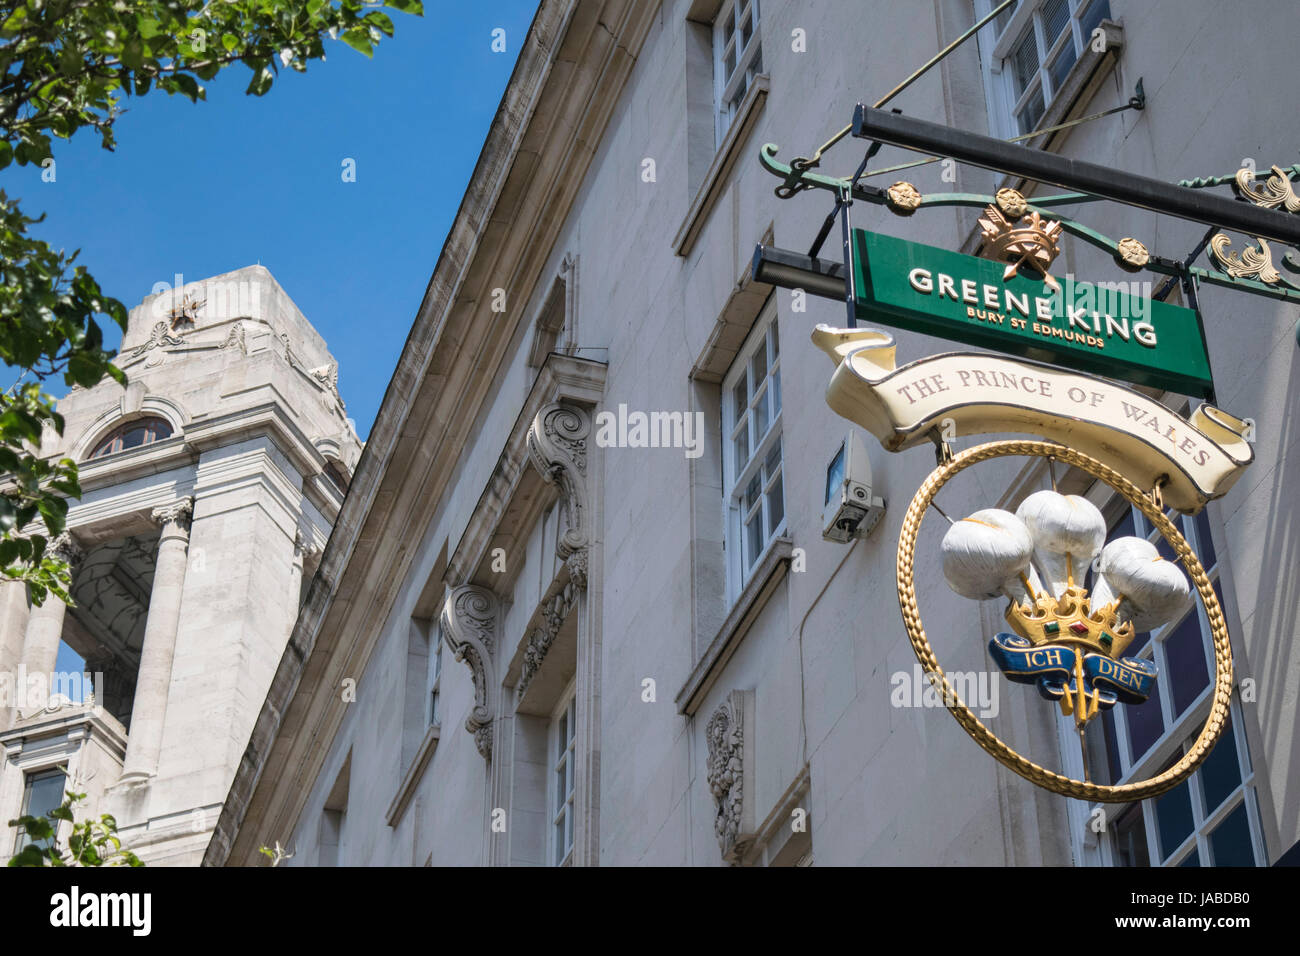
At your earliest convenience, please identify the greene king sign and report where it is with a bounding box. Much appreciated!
[852,230,1214,398]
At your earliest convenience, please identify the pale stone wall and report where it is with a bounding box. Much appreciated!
[266,0,1297,868]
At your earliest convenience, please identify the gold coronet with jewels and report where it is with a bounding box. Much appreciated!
[1004,581,1136,659]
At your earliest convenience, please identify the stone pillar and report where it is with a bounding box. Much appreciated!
[119,498,193,784]
[17,533,83,713]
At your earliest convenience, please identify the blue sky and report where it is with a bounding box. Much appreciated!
[1,0,540,441]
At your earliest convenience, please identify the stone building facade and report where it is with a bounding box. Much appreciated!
[0,266,361,865]
[207,0,1299,866]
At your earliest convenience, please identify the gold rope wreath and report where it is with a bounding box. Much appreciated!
[897,439,1232,802]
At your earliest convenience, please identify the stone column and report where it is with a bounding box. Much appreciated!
[119,498,193,784]
[17,533,83,713]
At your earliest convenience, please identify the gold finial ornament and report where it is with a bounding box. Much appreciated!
[897,440,1232,802]
[885,181,923,215]
[978,196,1064,291]
[1115,237,1150,271]
[994,187,1029,218]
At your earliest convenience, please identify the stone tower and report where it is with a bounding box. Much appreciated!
[0,266,361,865]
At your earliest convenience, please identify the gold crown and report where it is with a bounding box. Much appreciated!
[1005,584,1135,658]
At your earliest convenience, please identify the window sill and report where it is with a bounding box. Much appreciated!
[673,74,769,258]
[675,535,793,715]
[385,723,440,827]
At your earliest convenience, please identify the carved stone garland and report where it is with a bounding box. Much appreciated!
[440,585,499,760]
[706,690,752,865]
[516,577,580,702]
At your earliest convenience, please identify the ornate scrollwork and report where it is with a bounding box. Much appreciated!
[1233,164,1300,213]
[131,321,185,358]
[1208,233,1297,289]
[526,402,591,581]
[219,322,247,354]
[440,585,499,760]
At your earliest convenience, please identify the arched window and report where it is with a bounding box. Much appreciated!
[88,417,173,459]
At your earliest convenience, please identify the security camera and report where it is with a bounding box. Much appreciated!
[822,430,885,543]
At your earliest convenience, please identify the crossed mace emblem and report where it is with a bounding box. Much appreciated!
[978,188,1064,291]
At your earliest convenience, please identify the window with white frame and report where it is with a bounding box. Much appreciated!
[550,685,577,866]
[427,624,443,727]
[1066,502,1266,866]
[713,0,762,144]
[722,299,784,598]
[978,0,1112,137]
[14,768,66,852]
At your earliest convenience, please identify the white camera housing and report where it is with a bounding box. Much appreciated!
[822,430,886,543]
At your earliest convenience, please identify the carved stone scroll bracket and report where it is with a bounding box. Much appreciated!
[526,402,591,577]
[705,689,756,866]
[440,585,499,761]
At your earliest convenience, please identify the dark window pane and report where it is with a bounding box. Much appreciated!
[1018,86,1045,135]
[1080,0,1111,38]
[1042,0,1070,43]
[1049,42,1076,90]
[1199,715,1241,815]
[1127,629,1151,657]
[1180,847,1200,867]
[1112,508,1136,540]
[1011,27,1039,94]
[1125,685,1164,762]
[1113,803,1149,867]
[1193,510,1216,569]
[1154,777,1195,861]
[1209,801,1255,866]
[1097,705,1122,784]
[1165,611,1210,717]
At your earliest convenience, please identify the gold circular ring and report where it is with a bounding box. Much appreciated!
[897,439,1232,802]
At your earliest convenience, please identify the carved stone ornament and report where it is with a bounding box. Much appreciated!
[49,532,84,568]
[526,402,591,582]
[219,321,247,354]
[706,689,755,865]
[151,497,194,534]
[440,585,499,760]
[131,321,185,358]
[517,577,580,702]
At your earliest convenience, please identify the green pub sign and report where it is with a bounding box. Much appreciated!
[851,229,1214,398]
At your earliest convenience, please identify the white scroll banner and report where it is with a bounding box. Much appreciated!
[813,325,1253,513]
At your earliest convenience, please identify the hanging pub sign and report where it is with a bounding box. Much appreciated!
[749,0,1300,813]
[814,325,1252,803]
[851,225,1215,399]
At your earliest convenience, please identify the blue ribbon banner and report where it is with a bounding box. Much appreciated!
[988,632,1157,709]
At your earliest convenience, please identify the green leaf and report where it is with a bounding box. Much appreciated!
[340,27,373,57]
[245,66,275,96]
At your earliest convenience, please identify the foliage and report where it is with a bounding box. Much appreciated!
[0,0,421,602]
[7,785,143,867]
